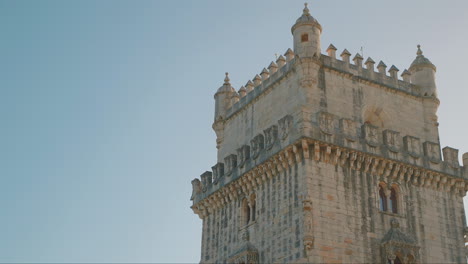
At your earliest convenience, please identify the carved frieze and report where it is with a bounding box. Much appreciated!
[237,145,251,168]
[264,125,278,150]
[278,115,293,140]
[318,112,337,135]
[211,163,224,184]
[423,141,441,163]
[251,134,265,159]
[362,123,379,147]
[383,130,401,153]
[224,154,238,176]
[442,147,459,168]
[340,118,358,141]
[404,136,421,157]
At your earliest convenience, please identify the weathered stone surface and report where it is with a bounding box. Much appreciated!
[192,4,467,264]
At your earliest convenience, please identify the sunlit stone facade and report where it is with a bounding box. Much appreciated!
[191,4,468,264]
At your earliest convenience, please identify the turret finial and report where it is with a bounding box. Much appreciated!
[416,44,423,56]
[303,3,310,16]
[224,72,230,85]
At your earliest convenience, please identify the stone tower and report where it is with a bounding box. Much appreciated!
[191,4,468,264]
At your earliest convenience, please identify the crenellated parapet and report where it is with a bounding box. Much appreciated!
[192,111,468,218]
[321,45,419,97]
[220,45,432,125]
[225,49,297,120]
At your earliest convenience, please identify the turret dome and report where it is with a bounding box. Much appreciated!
[409,45,436,71]
[216,72,236,94]
[291,3,322,33]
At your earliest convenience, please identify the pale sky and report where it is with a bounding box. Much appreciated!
[1,0,467,263]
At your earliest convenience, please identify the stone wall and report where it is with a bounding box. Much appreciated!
[200,163,307,263]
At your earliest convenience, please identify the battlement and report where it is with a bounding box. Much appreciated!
[224,45,421,122]
[192,112,468,205]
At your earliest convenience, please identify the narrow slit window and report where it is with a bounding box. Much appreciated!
[379,185,387,211]
[390,187,398,213]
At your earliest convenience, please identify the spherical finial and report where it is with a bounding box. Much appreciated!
[416,44,423,56]
[224,72,230,85]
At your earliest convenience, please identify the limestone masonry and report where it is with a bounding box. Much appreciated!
[190,4,468,264]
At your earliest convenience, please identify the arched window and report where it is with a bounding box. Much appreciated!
[390,187,398,213]
[379,184,387,211]
[242,198,250,225]
[301,33,308,42]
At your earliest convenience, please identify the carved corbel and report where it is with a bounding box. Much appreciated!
[412,170,421,185]
[384,162,394,178]
[278,153,288,170]
[425,173,433,188]
[431,174,440,190]
[405,167,414,182]
[350,152,357,169]
[285,147,294,165]
[292,145,301,163]
[356,154,364,170]
[324,146,332,163]
[340,151,349,166]
[458,182,466,196]
[216,193,224,208]
[438,175,447,191]
[332,148,342,165]
[302,140,310,159]
[363,156,372,173]
[314,143,321,161]
[398,166,407,182]
[448,178,457,191]
[391,163,401,179]
[378,160,387,176]
[371,158,380,175]
[197,204,207,219]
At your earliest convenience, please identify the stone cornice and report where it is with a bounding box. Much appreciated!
[191,138,468,219]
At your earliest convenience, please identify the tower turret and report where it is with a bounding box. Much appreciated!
[291,3,322,58]
[213,73,235,149]
[409,45,437,97]
[214,72,235,121]
[409,45,440,141]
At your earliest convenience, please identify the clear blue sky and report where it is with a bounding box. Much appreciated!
[1,0,467,263]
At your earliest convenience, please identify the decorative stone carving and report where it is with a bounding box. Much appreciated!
[383,130,401,152]
[381,218,419,264]
[211,163,224,184]
[190,179,201,201]
[251,134,265,159]
[423,141,441,163]
[442,147,459,168]
[237,145,251,168]
[362,123,379,147]
[227,230,259,264]
[303,200,314,253]
[224,154,238,176]
[340,118,358,141]
[278,115,293,140]
[318,111,336,135]
[264,125,278,150]
[200,171,213,192]
[404,136,421,157]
